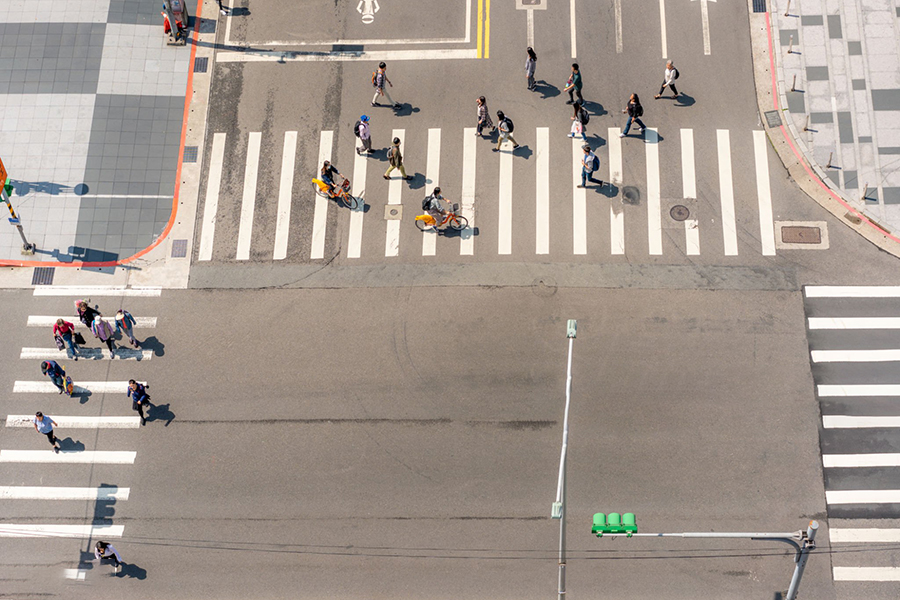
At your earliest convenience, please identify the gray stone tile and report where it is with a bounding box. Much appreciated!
[136,221,154,235]
[827,170,840,185]
[879,147,900,154]
[844,170,859,189]
[848,41,862,55]
[837,112,854,143]
[872,89,900,110]
[852,79,867,90]
[801,15,824,26]
[884,188,900,204]
[786,91,806,114]
[810,112,834,123]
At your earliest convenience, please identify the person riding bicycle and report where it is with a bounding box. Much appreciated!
[320,161,342,196]
[423,187,447,229]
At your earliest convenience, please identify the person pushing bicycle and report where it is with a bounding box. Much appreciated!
[423,187,448,228]
[320,160,342,196]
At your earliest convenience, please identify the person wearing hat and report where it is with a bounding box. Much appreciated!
[356,115,374,155]
[33,412,60,453]
[579,144,603,189]
[371,62,401,109]
[384,137,412,180]
[41,360,67,394]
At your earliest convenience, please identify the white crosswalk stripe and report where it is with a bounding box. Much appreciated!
[385,129,404,257]
[20,347,152,361]
[498,143,513,255]
[0,524,124,538]
[680,129,699,255]
[346,147,367,259]
[33,286,161,297]
[0,450,137,464]
[311,131,333,260]
[535,127,550,255]
[646,128,662,255]
[460,128,477,256]
[717,129,738,256]
[13,380,142,394]
[423,128,441,257]
[27,316,156,328]
[274,131,298,260]
[608,127,624,255]
[6,415,140,428]
[0,486,130,500]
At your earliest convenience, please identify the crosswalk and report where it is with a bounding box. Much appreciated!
[804,285,900,589]
[0,287,160,579]
[196,125,779,262]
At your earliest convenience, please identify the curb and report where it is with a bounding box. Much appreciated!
[747,0,900,259]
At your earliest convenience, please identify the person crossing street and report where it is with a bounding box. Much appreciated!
[371,62,401,109]
[127,380,151,426]
[493,111,519,152]
[41,360,67,394]
[384,137,412,180]
[33,412,60,453]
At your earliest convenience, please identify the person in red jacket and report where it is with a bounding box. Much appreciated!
[53,318,81,360]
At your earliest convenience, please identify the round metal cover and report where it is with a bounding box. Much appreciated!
[670,205,690,222]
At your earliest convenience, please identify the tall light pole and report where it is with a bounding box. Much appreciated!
[551,319,577,600]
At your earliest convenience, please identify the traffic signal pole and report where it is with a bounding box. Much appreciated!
[1,177,36,255]
[551,320,577,600]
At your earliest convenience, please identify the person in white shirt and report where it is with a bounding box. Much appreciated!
[95,541,123,572]
[655,61,679,99]
[579,144,603,188]
[356,115,374,155]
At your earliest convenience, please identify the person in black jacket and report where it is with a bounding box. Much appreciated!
[75,300,100,328]
[620,93,647,138]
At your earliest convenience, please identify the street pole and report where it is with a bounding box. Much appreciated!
[786,521,818,600]
[552,320,577,600]
[0,171,36,255]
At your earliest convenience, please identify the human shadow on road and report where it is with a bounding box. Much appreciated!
[393,104,419,117]
[511,145,533,160]
[581,100,607,117]
[674,93,696,107]
[117,562,148,580]
[594,183,619,199]
[534,81,561,99]
[58,437,85,452]
[138,336,165,358]
[148,403,176,427]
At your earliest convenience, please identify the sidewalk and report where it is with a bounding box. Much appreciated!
[769,0,900,239]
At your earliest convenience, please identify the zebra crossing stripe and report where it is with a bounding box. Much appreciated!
[535,127,550,255]
[805,286,900,298]
[0,486,130,500]
[608,128,624,255]
[753,130,776,256]
[65,569,87,580]
[198,132,226,262]
[14,381,142,394]
[645,128,662,255]
[6,415,140,428]
[809,317,900,329]
[572,138,587,255]
[826,490,900,504]
[347,144,368,259]
[823,415,900,428]
[423,128,441,257]
[717,129,738,256]
[0,524,124,538]
[823,453,900,468]
[0,450,137,464]
[274,131,297,260]
[32,286,161,297]
[830,528,900,543]
[498,144,513,255]
[833,567,900,582]
[460,128,477,256]
[27,316,156,328]
[811,349,900,363]
[236,132,261,261]
[311,131,333,260]
[818,384,900,397]
[19,348,152,361]
[385,129,404,257]
[681,129,699,255]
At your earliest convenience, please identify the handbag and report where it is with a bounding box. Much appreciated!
[54,335,65,351]
[74,331,86,345]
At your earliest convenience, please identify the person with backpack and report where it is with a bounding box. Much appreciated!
[53,318,81,360]
[475,96,494,137]
[371,62,401,109]
[41,360,67,394]
[654,61,679,99]
[354,115,373,155]
[564,63,583,105]
[422,186,447,229]
[383,137,412,180]
[127,379,151,426]
[579,144,603,188]
[569,100,589,141]
[493,111,519,152]
[115,309,141,348]
[620,93,647,138]
[525,47,537,90]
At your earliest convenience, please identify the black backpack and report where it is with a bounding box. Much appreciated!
[504,117,514,133]
[635,104,644,117]
[674,68,680,79]
[353,120,362,137]
[579,109,590,125]
[422,196,432,211]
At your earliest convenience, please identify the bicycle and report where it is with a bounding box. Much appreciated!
[415,202,469,232]
[313,175,360,209]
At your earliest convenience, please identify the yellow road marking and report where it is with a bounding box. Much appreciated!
[484,0,490,59]
[477,0,483,59]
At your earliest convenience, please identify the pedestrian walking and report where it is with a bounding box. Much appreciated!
[475,96,494,136]
[216,0,228,15]
[493,111,519,152]
[354,115,374,155]
[564,63,583,105]
[569,100,588,140]
[92,314,117,357]
[115,309,141,348]
[95,541,123,573]
[654,61,679,99]
[75,300,100,329]
[41,360,67,394]
[53,318,80,360]
[578,144,603,188]
[371,62,401,109]
[127,380,151,426]
[620,93,647,137]
[33,412,60,453]
[525,47,537,90]
[383,137,412,180]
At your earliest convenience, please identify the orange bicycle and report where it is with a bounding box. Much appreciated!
[312,175,360,209]
[415,202,468,232]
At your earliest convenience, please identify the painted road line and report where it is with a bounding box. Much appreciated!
[646,128,662,255]
[609,128,624,255]
[526,8,534,48]
[483,0,490,59]
[614,0,623,53]
[809,317,900,329]
[830,528,900,543]
[833,567,900,582]
[0,486,130,500]
[697,0,712,56]
[14,381,141,394]
[33,286,161,297]
[385,129,404,257]
[823,415,900,428]
[274,131,297,260]
[659,0,668,59]
[311,131,334,260]
[6,416,140,429]
[826,490,900,504]
[65,569,87,580]
[236,131,261,260]
[753,131,776,256]
[498,144,513,255]
[811,349,900,363]
[570,0,577,58]
[28,316,156,328]
[0,450,137,464]
[717,129,738,256]
[460,128,477,256]
[823,453,900,468]
[477,0,483,59]
[0,524,124,538]
[818,384,900,397]
[347,146,367,259]
[681,129,699,256]
[20,348,152,361]
[198,132,225,262]
[805,286,900,298]
[536,127,550,255]
[423,128,441,257]
[573,138,587,255]
[216,48,479,63]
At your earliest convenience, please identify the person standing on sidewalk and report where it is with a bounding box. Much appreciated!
[569,100,588,140]
[476,96,494,137]
[493,111,519,152]
[41,360,67,394]
[95,541,123,573]
[371,62,401,109]
[525,47,537,90]
[92,314,117,358]
[578,144,603,188]
[620,93,647,137]
[115,309,141,348]
[383,137,412,180]
[355,115,374,155]
[564,63,583,105]
[53,318,80,360]
[33,412,60,453]
[654,61,679,99]
[127,380,151,426]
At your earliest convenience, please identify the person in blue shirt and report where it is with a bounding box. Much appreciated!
[127,380,151,426]
[33,412,60,453]
[41,360,66,394]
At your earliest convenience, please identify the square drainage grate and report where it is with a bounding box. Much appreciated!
[194,56,209,73]
[171,239,188,258]
[752,0,766,13]
[31,266,55,285]
[782,226,822,244]
[183,146,198,163]
[764,110,782,128]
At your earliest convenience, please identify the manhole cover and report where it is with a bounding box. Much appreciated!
[670,205,690,221]
[764,110,782,128]
[384,205,403,220]
[622,186,641,206]
[782,226,822,244]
